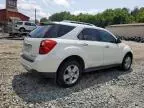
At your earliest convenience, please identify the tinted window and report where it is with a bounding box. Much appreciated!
[25,22,31,26]
[16,22,23,25]
[77,32,83,40]
[29,26,50,38]
[99,30,116,43]
[29,24,75,38]
[45,24,59,38]
[78,28,100,41]
[31,23,36,26]
[57,25,75,37]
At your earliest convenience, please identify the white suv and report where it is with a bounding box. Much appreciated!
[15,21,37,32]
[21,21,133,87]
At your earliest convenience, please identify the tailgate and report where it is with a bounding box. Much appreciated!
[22,37,43,60]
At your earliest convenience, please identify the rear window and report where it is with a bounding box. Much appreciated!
[15,22,23,25]
[29,24,75,38]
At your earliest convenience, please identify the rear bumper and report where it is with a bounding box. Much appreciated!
[28,69,56,78]
[21,54,61,78]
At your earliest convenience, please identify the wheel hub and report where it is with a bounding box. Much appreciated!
[124,56,131,69]
[63,65,79,84]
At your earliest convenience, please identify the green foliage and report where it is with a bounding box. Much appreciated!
[48,7,144,28]
[40,17,49,23]
[136,8,144,22]
[49,12,71,21]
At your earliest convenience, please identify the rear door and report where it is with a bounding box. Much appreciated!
[24,22,31,31]
[77,28,104,68]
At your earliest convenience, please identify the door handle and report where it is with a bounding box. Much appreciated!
[105,45,109,48]
[80,43,88,46]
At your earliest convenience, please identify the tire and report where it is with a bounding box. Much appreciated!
[56,60,82,87]
[121,54,132,71]
[19,28,25,32]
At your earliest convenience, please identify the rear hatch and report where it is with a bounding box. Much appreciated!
[22,23,75,61]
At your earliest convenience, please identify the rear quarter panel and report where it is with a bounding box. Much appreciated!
[49,39,90,69]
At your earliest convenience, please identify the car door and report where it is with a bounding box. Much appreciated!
[77,28,104,68]
[24,22,31,31]
[98,29,122,65]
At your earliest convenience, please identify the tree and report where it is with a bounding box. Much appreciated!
[35,19,39,24]
[40,17,48,23]
[122,7,130,13]
[112,8,132,24]
[48,7,144,28]
[131,7,139,16]
[49,12,71,21]
[136,8,144,22]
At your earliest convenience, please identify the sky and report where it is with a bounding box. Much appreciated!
[0,0,144,20]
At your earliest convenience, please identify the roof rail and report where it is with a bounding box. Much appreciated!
[62,20,95,26]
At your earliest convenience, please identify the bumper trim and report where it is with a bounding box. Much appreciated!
[21,54,34,62]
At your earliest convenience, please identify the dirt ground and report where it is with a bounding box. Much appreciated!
[0,39,144,108]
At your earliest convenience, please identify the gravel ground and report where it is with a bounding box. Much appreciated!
[0,39,144,108]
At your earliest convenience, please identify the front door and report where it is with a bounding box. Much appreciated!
[98,29,122,65]
[77,28,104,68]
[103,42,122,65]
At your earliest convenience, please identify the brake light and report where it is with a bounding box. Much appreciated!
[39,40,57,54]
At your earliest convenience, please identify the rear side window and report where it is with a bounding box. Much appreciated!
[29,24,75,38]
[16,22,23,25]
[57,25,74,37]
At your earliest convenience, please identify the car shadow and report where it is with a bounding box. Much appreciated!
[5,36,24,40]
[0,35,24,40]
[12,68,132,103]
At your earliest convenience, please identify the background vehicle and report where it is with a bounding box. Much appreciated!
[15,21,37,32]
[21,20,133,87]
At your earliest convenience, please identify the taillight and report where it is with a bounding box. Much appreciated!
[39,40,57,54]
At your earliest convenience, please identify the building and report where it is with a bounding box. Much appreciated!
[0,9,29,24]
[0,0,29,32]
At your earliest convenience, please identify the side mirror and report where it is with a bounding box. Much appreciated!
[116,37,121,43]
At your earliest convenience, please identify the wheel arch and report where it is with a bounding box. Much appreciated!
[19,27,25,31]
[56,55,85,76]
[123,51,133,63]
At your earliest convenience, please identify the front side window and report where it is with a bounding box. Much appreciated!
[98,30,116,43]
[78,28,100,41]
